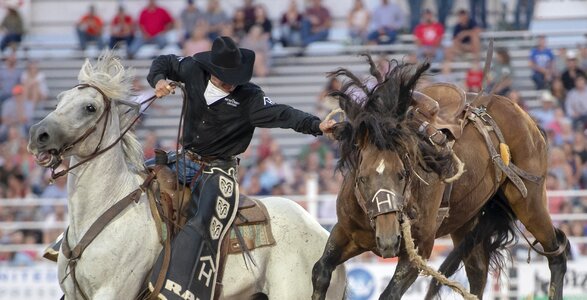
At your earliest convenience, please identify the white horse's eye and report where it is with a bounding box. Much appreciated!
[86,104,96,113]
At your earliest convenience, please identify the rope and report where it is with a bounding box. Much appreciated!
[444,152,465,183]
[401,217,478,300]
[325,108,345,122]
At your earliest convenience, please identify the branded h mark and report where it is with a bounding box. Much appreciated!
[198,256,217,287]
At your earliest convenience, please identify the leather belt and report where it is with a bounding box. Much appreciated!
[185,150,237,166]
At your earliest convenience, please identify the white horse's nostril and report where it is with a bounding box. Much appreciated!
[38,131,50,143]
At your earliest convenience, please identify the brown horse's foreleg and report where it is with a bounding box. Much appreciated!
[379,248,420,300]
[311,223,364,300]
[504,186,568,300]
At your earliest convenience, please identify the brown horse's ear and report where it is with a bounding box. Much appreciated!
[332,121,352,141]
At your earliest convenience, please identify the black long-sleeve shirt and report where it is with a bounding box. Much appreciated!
[147,54,322,158]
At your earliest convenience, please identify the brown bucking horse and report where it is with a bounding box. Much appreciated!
[311,57,569,300]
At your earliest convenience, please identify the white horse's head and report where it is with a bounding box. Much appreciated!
[28,51,144,173]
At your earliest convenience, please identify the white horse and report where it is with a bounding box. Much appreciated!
[27,52,346,300]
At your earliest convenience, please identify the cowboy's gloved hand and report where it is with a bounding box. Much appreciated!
[155,79,176,98]
[319,119,337,139]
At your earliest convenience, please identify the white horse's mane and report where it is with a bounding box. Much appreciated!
[78,50,144,172]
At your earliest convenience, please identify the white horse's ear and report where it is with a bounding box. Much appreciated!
[78,58,93,82]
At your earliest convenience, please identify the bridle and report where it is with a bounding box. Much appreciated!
[354,152,413,228]
[50,83,158,180]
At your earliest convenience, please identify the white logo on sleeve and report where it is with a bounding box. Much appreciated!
[263,96,274,106]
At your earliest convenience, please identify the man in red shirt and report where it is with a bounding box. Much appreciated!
[465,60,484,92]
[413,9,444,62]
[76,5,105,50]
[109,5,134,49]
[300,0,331,47]
[127,0,174,59]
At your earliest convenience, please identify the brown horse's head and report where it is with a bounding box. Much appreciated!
[331,56,453,258]
[354,142,412,257]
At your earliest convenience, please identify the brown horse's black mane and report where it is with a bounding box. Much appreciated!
[331,54,453,177]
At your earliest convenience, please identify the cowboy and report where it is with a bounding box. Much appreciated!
[147,36,336,299]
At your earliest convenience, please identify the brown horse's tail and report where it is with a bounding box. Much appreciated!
[425,192,517,299]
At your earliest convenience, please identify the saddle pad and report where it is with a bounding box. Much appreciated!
[227,198,275,254]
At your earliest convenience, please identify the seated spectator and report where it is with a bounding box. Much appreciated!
[182,25,212,56]
[316,77,342,118]
[347,0,370,45]
[445,9,481,62]
[301,0,332,47]
[232,9,248,42]
[0,53,21,102]
[506,89,527,111]
[529,35,555,90]
[561,50,586,91]
[546,108,571,144]
[367,0,405,45]
[20,60,48,105]
[240,0,257,30]
[127,0,174,59]
[0,85,34,141]
[109,5,135,49]
[255,129,277,161]
[488,48,513,95]
[549,146,575,190]
[413,9,444,62]
[9,230,36,266]
[178,0,203,43]
[565,75,587,129]
[6,172,32,199]
[241,25,270,77]
[0,6,24,53]
[580,44,587,71]
[545,172,564,213]
[550,77,567,111]
[76,5,105,51]
[554,47,567,75]
[266,151,294,187]
[202,0,230,40]
[465,60,483,92]
[143,130,161,160]
[40,171,67,200]
[279,0,303,47]
[250,5,272,44]
[530,91,558,129]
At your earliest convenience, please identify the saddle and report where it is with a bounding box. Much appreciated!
[151,161,274,247]
[411,83,468,143]
[150,158,275,299]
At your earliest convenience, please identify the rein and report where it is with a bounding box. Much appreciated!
[50,83,162,180]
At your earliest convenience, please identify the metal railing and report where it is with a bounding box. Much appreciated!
[1,189,587,254]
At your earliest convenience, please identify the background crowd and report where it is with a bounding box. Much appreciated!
[1,0,587,264]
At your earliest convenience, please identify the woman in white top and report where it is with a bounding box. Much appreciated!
[21,60,48,105]
[347,0,370,44]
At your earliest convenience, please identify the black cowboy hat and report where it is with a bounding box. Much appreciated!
[194,36,255,86]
